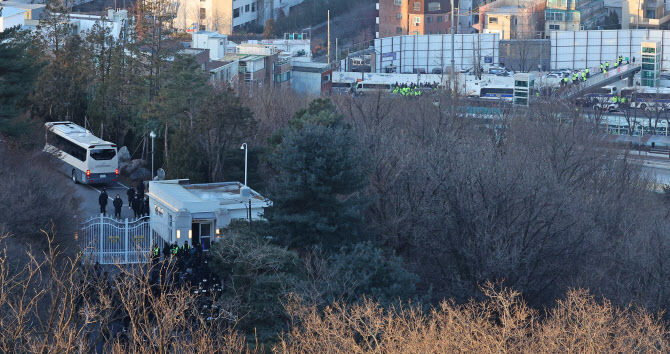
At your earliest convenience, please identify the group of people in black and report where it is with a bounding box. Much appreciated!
[83,250,224,347]
[97,181,149,220]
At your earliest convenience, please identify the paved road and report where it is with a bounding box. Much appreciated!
[62,173,139,220]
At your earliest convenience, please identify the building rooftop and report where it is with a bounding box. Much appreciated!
[0,6,26,17]
[0,2,45,10]
[149,180,271,213]
[194,30,227,39]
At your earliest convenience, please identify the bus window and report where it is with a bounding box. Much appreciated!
[90,149,117,160]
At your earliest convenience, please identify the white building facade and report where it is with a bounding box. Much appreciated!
[148,180,271,250]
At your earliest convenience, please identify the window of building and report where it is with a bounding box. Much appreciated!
[394,0,402,5]
[414,16,421,24]
[252,2,256,11]
[437,30,441,34]
[233,7,240,18]
[549,24,560,30]
[647,9,656,19]
[429,31,433,34]
[489,16,498,24]
[200,8,206,19]
[396,27,403,34]
[428,2,441,11]
[426,16,432,23]
[397,13,402,19]
[245,4,250,11]
[413,2,420,11]
[200,25,206,30]
[437,15,443,22]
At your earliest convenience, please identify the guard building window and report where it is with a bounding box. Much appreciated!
[489,16,498,24]
[413,2,420,11]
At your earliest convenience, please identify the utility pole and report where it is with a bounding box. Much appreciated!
[451,0,456,96]
[327,10,331,64]
[336,38,338,67]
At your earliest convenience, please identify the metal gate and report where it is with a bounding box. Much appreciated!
[80,216,153,264]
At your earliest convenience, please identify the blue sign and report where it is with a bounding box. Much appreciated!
[484,56,492,63]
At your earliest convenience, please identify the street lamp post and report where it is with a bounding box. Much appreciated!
[149,131,156,180]
[240,143,250,231]
[240,143,248,186]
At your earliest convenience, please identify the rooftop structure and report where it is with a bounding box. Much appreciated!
[0,2,44,20]
[191,31,228,60]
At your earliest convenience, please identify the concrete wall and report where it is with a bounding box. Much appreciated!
[291,71,322,95]
[551,29,670,70]
[374,33,501,73]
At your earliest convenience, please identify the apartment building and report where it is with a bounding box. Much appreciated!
[174,0,303,35]
[475,0,546,39]
[544,0,606,34]
[376,0,455,38]
[622,0,670,29]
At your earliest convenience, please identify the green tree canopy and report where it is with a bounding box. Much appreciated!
[265,99,367,251]
[0,26,42,136]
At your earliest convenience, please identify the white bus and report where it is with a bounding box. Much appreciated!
[355,82,394,94]
[44,122,119,184]
[479,85,514,101]
[332,79,357,94]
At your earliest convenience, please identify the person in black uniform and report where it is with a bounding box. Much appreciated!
[99,188,108,216]
[113,194,123,219]
[126,187,135,210]
[132,195,141,219]
[136,181,145,200]
[143,197,150,217]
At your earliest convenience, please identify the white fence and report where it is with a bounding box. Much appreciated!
[551,30,670,70]
[80,216,153,264]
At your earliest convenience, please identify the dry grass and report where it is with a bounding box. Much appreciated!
[274,283,669,353]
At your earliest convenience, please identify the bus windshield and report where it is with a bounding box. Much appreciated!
[90,148,116,160]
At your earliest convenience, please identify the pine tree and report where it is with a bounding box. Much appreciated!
[265,99,367,251]
[0,25,42,136]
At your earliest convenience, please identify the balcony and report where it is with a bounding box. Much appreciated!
[631,13,670,27]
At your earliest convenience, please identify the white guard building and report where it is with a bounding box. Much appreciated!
[148,180,271,251]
